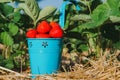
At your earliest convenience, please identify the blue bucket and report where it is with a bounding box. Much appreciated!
[27,38,62,75]
[27,0,81,77]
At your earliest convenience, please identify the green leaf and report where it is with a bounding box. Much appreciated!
[107,0,119,9]
[70,26,81,32]
[113,41,120,50]
[12,44,19,49]
[5,62,14,69]
[19,3,35,21]
[12,12,21,23]
[25,0,39,20]
[0,23,4,28]
[91,4,109,26]
[0,0,12,2]
[71,21,96,32]
[37,6,56,22]
[110,16,120,23]
[70,14,91,21]
[79,44,89,51]
[8,23,19,36]
[78,21,96,31]
[106,0,120,16]
[19,0,39,22]
[0,3,14,16]
[0,32,14,46]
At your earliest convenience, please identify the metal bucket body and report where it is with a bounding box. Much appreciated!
[27,38,62,75]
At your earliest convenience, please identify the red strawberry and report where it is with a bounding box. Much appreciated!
[36,34,51,38]
[50,21,61,29]
[49,27,63,38]
[49,21,63,38]
[26,29,37,38]
[37,21,51,33]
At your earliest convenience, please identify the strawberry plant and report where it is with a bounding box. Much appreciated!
[64,0,120,58]
[0,3,29,70]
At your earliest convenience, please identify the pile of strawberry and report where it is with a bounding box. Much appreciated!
[26,21,63,38]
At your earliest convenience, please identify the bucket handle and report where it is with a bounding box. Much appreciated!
[59,0,81,28]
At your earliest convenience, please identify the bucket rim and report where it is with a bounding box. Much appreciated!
[26,38,62,40]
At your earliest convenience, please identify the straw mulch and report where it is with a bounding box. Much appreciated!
[0,50,120,80]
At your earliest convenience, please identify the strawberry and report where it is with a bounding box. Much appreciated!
[50,21,61,29]
[36,34,51,38]
[26,29,37,38]
[49,21,63,38]
[49,26,63,38]
[37,21,51,33]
